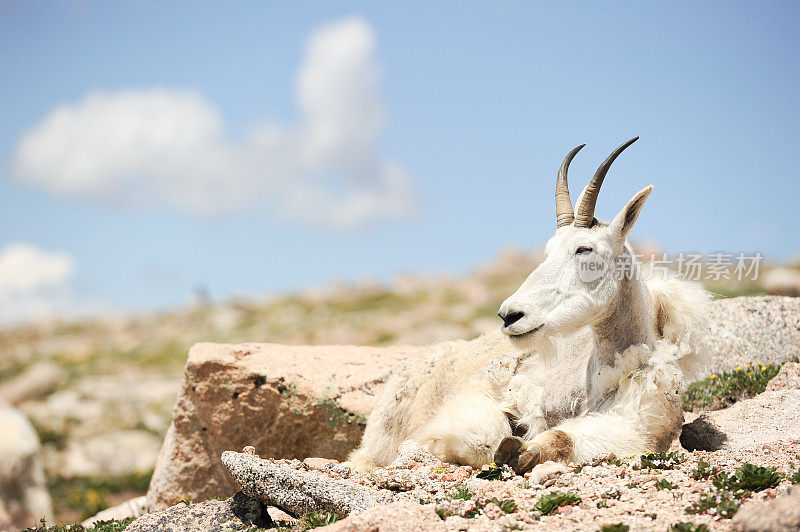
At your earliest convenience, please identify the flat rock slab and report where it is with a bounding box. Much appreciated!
[146,342,418,510]
[222,450,395,517]
[681,390,800,451]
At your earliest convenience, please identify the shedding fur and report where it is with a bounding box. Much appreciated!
[349,151,711,473]
[349,273,710,471]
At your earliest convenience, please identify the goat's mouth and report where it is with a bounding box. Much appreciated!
[506,323,544,340]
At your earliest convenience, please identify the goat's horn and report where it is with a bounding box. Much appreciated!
[556,144,586,227]
[574,137,639,228]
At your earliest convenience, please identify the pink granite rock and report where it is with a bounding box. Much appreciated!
[146,342,417,510]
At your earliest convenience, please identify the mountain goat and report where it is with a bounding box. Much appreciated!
[349,138,710,473]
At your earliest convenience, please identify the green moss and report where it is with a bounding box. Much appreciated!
[682,361,782,412]
[532,491,581,515]
[317,397,367,429]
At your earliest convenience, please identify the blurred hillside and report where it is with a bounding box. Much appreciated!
[0,247,796,523]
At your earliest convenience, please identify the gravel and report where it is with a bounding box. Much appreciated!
[217,438,800,531]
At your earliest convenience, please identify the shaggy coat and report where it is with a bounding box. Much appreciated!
[349,267,710,472]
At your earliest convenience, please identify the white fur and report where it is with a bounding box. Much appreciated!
[349,185,711,471]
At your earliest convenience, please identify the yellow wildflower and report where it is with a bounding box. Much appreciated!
[736,366,742,371]
[710,374,716,379]
[762,366,767,371]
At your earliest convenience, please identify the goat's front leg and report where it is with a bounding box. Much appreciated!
[493,429,574,474]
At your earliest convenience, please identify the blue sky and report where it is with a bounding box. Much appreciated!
[1,1,798,323]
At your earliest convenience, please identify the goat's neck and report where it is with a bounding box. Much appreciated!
[591,266,653,366]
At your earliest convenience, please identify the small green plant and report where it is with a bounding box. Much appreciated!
[691,460,719,480]
[640,451,684,470]
[505,524,524,531]
[449,485,473,500]
[790,467,800,484]
[626,482,637,489]
[682,362,781,411]
[435,507,453,519]
[533,491,581,515]
[686,490,744,518]
[300,510,339,529]
[596,500,608,509]
[600,524,629,532]
[477,463,508,480]
[685,462,781,519]
[713,463,783,492]
[22,517,136,531]
[668,523,710,532]
[656,478,677,490]
[600,455,623,466]
[461,497,517,518]
[492,498,517,514]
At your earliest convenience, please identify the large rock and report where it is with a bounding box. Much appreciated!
[0,403,52,530]
[146,342,418,510]
[732,485,800,532]
[763,267,800,297]
[0,362,65,406]
[47,430,161,478]
[127,491,271,531]
[706,296,800,371]
[680,390,800,451]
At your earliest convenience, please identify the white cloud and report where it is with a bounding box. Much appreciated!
[12,17,417,229]
[0,243,76,325]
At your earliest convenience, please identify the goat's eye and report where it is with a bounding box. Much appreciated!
[576,246,593,255]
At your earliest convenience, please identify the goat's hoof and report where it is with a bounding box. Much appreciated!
[493,436,541,474]
[494,436,523,467]
[515,444,542,474]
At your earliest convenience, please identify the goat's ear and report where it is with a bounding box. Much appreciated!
[608,185,653,241]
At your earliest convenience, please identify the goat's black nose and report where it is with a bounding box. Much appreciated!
[498,310,525,328]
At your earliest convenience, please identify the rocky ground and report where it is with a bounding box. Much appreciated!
[0,249,798,529]
[124,361,800,532]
